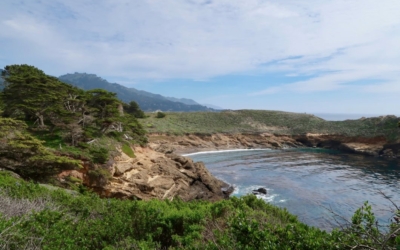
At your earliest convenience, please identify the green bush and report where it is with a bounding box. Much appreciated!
[0,172,399,249]
[87,168,112,187]
[89,146,109,164]
[156,111,166,118]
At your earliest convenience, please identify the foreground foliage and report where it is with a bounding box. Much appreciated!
[0,172,398,249]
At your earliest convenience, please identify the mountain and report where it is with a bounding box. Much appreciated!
[59,73,213,112]
[165,97,200,105]
[203,104,224,110]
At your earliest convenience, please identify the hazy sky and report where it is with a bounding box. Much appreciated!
[1,0,400,115]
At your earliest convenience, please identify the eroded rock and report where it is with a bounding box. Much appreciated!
[84,147,229,202]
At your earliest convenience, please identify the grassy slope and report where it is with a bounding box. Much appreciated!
[0,171,341,249]
[141,110,400,141]
[1,171,398,249]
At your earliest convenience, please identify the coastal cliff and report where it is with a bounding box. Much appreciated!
[57,145,231,201]
[147,133,398,158]
[141,110,400,158]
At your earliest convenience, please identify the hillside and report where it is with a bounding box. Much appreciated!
[2,171,384,250]
[59,73,213,112]
[141,110,400,140]
[141,110,400,157]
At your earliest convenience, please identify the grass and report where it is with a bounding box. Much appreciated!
[122,143,135,158]
[139,110,400,141]
[0,171,399,249]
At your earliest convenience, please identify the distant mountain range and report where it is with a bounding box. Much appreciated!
[59,73,214,112]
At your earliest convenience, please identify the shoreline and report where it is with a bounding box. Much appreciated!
[149,132,399,159]
[181,148,273,157]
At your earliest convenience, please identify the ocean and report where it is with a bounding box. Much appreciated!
[312,113,398,121]
[186,148,400,231]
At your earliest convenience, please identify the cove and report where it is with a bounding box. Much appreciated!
[187,148,400,231]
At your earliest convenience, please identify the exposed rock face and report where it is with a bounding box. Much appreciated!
[292,134,389,157]
[56,132,400,201]
[57,146,230,201]
[380,143,400,158]
[147,133,400,158]
[148,133,303,155]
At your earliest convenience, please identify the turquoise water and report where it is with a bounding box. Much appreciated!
[186,149,400,230]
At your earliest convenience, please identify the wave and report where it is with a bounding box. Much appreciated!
[182,148,272,157]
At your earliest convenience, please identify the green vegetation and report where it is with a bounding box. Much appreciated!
[0,172,399,249]
[122,143,135,158]
[1,64,400,249]
[0,118,81,178]
[156,111,166,118]
[140,110,400,140]
[124,101,145,118]
[0,64,147,179]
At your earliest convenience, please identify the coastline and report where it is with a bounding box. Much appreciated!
[182,148,273,157]
[148,132,398,159]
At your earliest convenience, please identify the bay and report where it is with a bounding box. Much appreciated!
[186,148,400,231]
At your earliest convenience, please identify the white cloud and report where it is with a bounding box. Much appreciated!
[0,0,400,94]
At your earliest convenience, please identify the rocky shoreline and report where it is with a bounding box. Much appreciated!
[56,132,400,202]
[147,133,400,158]
[57,145,233,202]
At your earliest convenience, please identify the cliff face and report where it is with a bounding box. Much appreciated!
[56,132,399,200]
[57,146,231,201]
[147,133,399,158]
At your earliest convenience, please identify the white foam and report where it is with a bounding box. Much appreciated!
[182,148,271,157]
[258,194,277,203]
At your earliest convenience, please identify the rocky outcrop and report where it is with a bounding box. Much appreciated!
[380,143,400,158]
[57,146,230,201]
[292,133,389,157]
[56,131,400,201]
[147,133,400,158]
[148,133,303,154]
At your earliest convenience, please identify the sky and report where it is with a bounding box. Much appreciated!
[1,0,400,115]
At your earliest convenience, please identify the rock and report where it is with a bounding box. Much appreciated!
[222,185,235,196]
[114,162,136,176]
[252,187,267,195]
[88,147,228,202]
[270,141,282,148]
[0,169,22,179]
[166,154,189,165]
[382,149,394,157]
[154,144,175,154]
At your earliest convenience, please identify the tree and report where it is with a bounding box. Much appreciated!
[124,101,145,118]
[86,89,122,133]
[1,65,74,128]
[0,118,81,177]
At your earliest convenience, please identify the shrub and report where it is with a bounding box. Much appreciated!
[0,171,399,249]
[89,146,109,164]
[87,169,112,187]
[156,112,166,118]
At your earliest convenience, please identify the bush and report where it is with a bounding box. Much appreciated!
[0,172,399,249]
[156,112,166,118]
[89,146,109,164]
[87,168,111,187]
